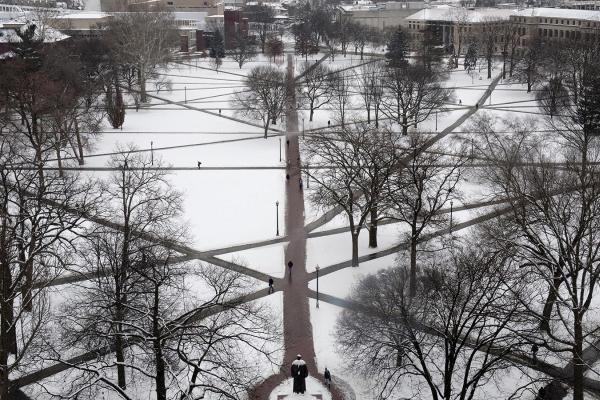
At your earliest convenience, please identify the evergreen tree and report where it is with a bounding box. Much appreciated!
[464,42,478,73]
[577,71,600,136]
[209,29,225,58]
[9,24,43,72]
[385,27,409,68]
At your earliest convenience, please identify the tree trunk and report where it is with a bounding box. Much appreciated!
[409,236,417,297]
[540,271,562,332]
[351,232,359,267]
[75,120,85,165]
[115,325,127,389]
[139,68,147,103]
[402,115,408,135]
[366,106,371,124]
[487,56,492,79]
[573,312,584,400]
[55,137,63,178]
[153,285,167,400]
[368,206,378,248]
[310,105,314,122]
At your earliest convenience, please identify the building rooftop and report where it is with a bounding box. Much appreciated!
[406,6,515,22]
[513,7,600,20]
[0,21,68,43]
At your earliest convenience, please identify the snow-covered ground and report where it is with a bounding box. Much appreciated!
[23,50,594,400]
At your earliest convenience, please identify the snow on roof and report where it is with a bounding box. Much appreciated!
[513,7,600,20]
[53,12,111,19]
[406,7,514,22]
[0,22,68,44]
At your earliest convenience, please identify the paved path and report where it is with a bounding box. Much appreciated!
[249,55,346,400]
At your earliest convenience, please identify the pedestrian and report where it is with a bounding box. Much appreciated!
[268,277,274,294]
[287,260,293,277]
[197,161,202,169]
[291,354,309,394]
[299,178,303,190]
[327,120,331,126]
[532,343,539,363]
[459,99,462,105]
[324,367,331,389]
[475,102,479,110]
[219,109,222,114]
[286,139,290,147]
[286,174,290,181]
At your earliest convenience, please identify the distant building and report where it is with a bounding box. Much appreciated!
[337,1,427,31]
[405,6,600,55]
[406,7,513,49]
[511,7,600,44]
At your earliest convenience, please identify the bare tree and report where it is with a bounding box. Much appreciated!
[233,65,289,138]
[298,62,333,122]
[230,32,257,69]
[513,33,544,93]
[385,135,465,297]
[303,122,398,266]
[478,17,503,79]
[265,35,283,63]
[105,8,178,103]
[329,69,352,128]
[449,8,471,69]
[355,61,384,127]
[355,62,384,127]
[380,65,453,135]
[337,244,527,400]
[0,135,95,398]
[475,113,600,400]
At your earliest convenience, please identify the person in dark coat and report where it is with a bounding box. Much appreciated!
[268,277,274,294]
[291,354,308,394]
[323,367,331,389]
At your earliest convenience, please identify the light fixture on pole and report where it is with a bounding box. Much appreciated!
[275,201,280,237]
[150,141,154,165]
[279,137,282,162]
[315,264,320,308]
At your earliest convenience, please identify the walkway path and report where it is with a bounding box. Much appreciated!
[249,55,346,400]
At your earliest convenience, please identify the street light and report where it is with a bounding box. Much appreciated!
[435,110,438,131]
[150,141,154,165]
[306,163,310,188]
[275,201,280,236]
[315,264,320,308]
[279,137,282,162]
[302,118,305,139]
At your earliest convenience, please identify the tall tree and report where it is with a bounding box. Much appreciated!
[298,62,333,122]
[385,26,409,68]
[304,122,398,266]
[385,135,464,297]
[337,244,526,400]
[105,8,178,103]
[233,65,289,138]
[380,65,453,135]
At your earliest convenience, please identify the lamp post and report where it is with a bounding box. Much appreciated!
[150,141,154,165]
[184,86,187,104]
[275,201,280,236]
[302,118,305,139]
[306,163,309,188]
[315,264,320,308]
[279,137,282,162]
[435,110,438,131]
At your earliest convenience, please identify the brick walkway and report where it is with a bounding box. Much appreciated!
[249,55,345,400]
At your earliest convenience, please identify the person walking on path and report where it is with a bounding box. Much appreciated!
[268,277,274,294]
[299,178,303,190]
[291,355,309,394]
[324,367,332,389]
[287,260,293,279]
